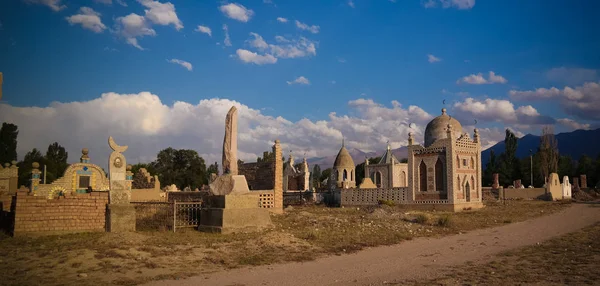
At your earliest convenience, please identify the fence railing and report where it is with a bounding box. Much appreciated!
[132,200,204,232]
[173,201,202,232]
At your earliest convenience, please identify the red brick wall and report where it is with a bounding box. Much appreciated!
[13,191,108,236]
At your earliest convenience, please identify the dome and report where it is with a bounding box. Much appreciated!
[424,108,463,147]
[333,145,355,168]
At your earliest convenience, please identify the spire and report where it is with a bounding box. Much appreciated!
[442,108,447,115]
[342,136,345,148]
[386,140,391,151]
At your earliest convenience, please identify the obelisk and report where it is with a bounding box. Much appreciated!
[222,106,238,175]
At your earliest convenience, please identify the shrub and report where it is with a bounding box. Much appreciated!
[436,215,452,227]
[415,214,429,224]
[378,200,395,207]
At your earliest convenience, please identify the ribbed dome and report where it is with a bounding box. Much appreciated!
[333,145,355,168]
[424,108,463,147]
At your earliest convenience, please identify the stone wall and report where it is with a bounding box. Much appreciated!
[338,188,408,206]
[0,162,18,196]
[13,191,109,236]
[501,188,547,200]
[239,161,275,190]
[131,188,166,202]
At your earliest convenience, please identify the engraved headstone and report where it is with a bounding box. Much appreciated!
[107,136,135,232]
[492,173,499,189]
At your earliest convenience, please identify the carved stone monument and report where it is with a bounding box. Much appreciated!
[198,106,272,233]
[562,176,572,199]
[106,136,136,232]
[573,177,580,192]
[580,175,587,189]
[513,179,522,189]
[546,173,562,200]
[492,173,499,189]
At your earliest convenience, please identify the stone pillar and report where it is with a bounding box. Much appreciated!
[572,177,580,191]
[580,175,587,189]
[492,173,499,189]
[107,136,135,232]
[30,162,41,195]
[222,106,238,175]
[273,139,283,213]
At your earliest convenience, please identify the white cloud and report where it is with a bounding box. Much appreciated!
[113,13,156,50]
[116,0,127,6]
[247,32,269,50]
[219,3,254,23]
[167,59,193,71]
[348,0,355,8]
[287,76,310,85]
[457,71,507,85]
[223,24,232,47]
[23,0,66,11]
[427,54,441,63]
[337,57,347,63]
[0,94,442,170]
[276,17,288,23]
[509,87,560,101]
[510,81,600,120]
[65,7,106,33]
[236,49,277,65]
[94,0,112,5]
[239,33,317,62]
[423,0,475,10]
[453,98,555,126]
[557,118,591,131]
[138,0,183,30]
[194,25,212,37]
[295,20,320,34]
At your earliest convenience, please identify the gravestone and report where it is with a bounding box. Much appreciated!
[492,173,499,189]
[546,173,562,200]
[573,177,580,192]
[106,136,136,232]
[198,106,272,234]
[562,176,572,199]
[580,175,587,189]
[513,179,522,189]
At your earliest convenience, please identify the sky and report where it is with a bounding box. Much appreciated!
[0,0,599,169]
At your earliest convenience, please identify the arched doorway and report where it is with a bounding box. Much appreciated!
[419,161,427,192]
[465,181,471,202]
[375,172,382,188]
[435,158,444,192]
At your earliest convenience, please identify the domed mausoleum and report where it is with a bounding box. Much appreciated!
[407,108,484,211]
[333,140,356,188]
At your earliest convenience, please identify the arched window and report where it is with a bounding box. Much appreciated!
[351,170,354,181]
[435,158,444,192]
[457,175,461,190]
[375,171,382,188]
[401,171,406,186]
[419,161,427,192]
[470,157,475,169]
[343,169,348,181]
[457,155,460,169]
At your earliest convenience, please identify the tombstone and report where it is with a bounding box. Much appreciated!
[580,175,587,189]
[513,179,522,189]
[562,176,572,199]
[198,106,272,234]
[492,173,499,189]
[106,136,136,232]
[573,177,580,192]
[546,173,562,200]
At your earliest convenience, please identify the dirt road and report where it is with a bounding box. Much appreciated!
[146,203,600,286]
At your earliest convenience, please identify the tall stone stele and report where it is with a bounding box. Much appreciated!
[106,136,136,232]
[198,106,273,233]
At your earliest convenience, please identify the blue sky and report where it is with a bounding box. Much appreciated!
[0,0,599,165]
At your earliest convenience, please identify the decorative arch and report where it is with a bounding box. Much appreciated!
[401,171,406,186]
[456,155,460,169]
[470,157,475,169]
[419,160,427,192]
[350,170,354,181]
[375,171,382,188]
[48,186,66,199]
[343,169,348,181]
[435,158,444,192]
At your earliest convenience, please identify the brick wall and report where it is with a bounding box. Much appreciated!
[239,161,276,190]
[13,191,108,236]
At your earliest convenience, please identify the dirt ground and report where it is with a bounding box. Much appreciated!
[0,200,576,286]
[147,202,600,286]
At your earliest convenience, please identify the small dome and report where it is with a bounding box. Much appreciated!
[424,108,463,147]
[333,145,355,168]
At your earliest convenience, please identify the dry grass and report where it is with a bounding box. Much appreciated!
[406,222,600,285]
[0,200,571,286]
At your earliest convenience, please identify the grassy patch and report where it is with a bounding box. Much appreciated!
[0,200,570,286]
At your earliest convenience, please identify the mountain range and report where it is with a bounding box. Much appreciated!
[306,128,600,169]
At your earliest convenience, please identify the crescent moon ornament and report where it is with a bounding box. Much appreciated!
[409,123,415,129]
[443,99,446,105]
[108,136,128,153]
[474,119,478,125]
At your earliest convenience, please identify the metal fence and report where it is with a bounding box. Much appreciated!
[132,200,204,232]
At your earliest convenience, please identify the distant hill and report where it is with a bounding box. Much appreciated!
[307,146,408,169]
[481,128,600,167]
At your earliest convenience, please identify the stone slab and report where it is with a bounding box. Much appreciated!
[107,204,136,232]
[209,175,250,196]
[198,207,272,234]
[208,193,260,209]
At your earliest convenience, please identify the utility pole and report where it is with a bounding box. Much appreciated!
[529,149,533,187]
[43,164,47,184]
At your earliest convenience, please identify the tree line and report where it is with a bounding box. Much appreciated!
[483,127,600,188]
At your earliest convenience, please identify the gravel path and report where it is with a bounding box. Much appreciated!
[146,203,600,286]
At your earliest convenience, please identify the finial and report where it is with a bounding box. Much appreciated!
[11,160,17,166]
[342,136,345,147]
[442,108,447,115]
[126,164,132,171]
[386,140,391,150]
[274,139,280,144]
[32,162,40,169]
[4,163,10,168]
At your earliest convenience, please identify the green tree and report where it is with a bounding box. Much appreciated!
[558,155,575,178]
[17,148,44,187]
[130,163,156,177]
[311,164,321,188]
[577,154,594,187]
[207,161,219,176]
[499,129,521,186]
[0,123,18,164]
[539,126,559,180]
[483,149,499,186]
[44,142,69,184]
[320,168,332,185]
[520,151,543,187]
[152,148,207,190]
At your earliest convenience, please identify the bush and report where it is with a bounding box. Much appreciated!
[378,200,395,207]
[415,214,429,224]
[436,215,452,227]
